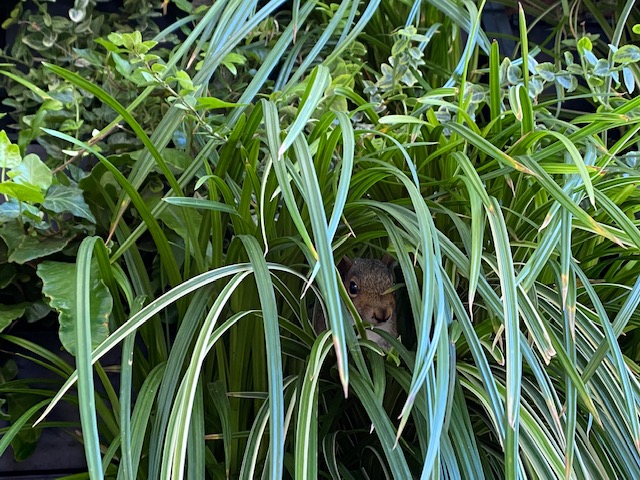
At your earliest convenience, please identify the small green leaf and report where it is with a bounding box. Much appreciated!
[196,97,246,110]
[37,261,112,356]
[173,0,192,13]
[94,37,122,53]
[507,64,521,84]
[583,50,598,66]
[593,59,610,76]
[499,57,511,84]
[564,51,575,65]
[43,185,96,222]
[68,8,86,23]
[1,3,22,29]
[577,36,593,53]
[623,67,635,93]
[111,52,134,79]
[0,131,21,169]
[535,62,555,82]
[556,72,577,91]
[121,31,143,50]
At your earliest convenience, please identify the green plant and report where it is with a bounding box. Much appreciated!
[0,130,96,329]
[3,0,640,478]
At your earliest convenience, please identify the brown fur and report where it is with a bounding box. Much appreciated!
[315,256,397,349]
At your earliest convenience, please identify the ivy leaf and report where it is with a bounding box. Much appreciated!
[0,181,45,204]
[0,220,71,264]
[0,264,16,289]
[376,63,396,91]
[43,185,96,222]
[25,300,51,322]
[8,233,75,264]
[37,260,112,356]
[0,304,27,332]
[0,199,43,223]
[0,131,21,168]
[0,221,23,255]
[8,153,52,190]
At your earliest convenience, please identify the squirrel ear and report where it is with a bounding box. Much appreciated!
[337,255,352,278]
[381,254,396,272]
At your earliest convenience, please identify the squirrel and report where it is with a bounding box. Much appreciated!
[313,255,397,349]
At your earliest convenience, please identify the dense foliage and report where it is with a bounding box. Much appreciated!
[2,0,640,478]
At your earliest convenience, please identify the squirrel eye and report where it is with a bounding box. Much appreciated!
[348,281,359,296]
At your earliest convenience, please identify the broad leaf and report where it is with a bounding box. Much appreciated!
[43,184,96,222]
[8,153,52,190]
[6,393,42,461]
[7,233,74,264]
[0,221,72,264]
[0,264,16,289]
[158,203,204,244]
[37,260,112,355]
[0,181,44,204]
[0,304,26,332]
[0,199,43,223]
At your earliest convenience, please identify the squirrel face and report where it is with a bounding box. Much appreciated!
[340,256,397,344]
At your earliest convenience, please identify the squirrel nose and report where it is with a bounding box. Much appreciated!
[373,307,393,323]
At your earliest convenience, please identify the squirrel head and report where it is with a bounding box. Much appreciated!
[339,255,396,330]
